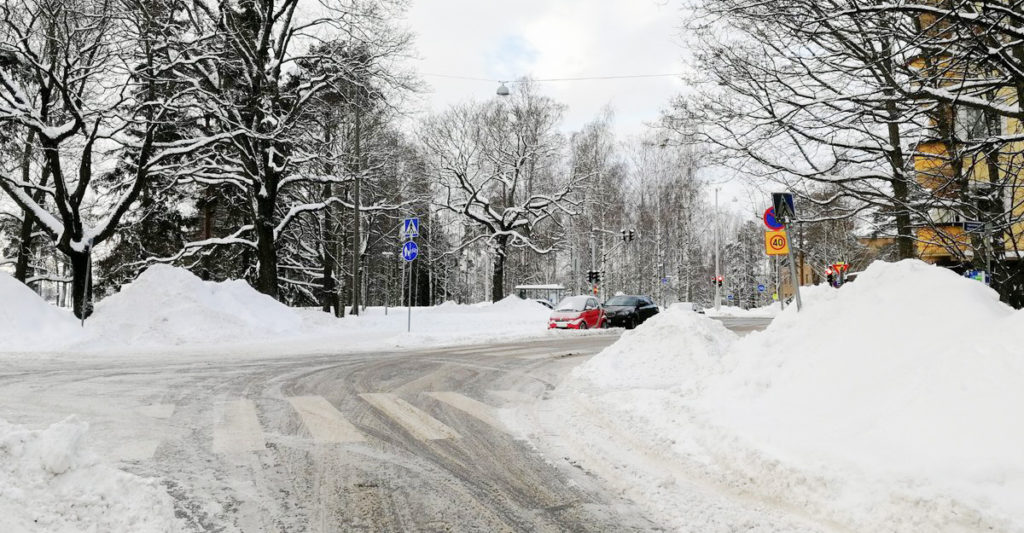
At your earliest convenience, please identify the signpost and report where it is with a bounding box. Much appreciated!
[757,284,765,293]
[764,229,789,255]
[401,217,420,239]
[767,193,802,311]
[401,240,418,261]
[763,207,784,231]
[401,217,419,332]
[772,193,796,223]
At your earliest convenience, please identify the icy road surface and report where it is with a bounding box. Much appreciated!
[0,317,771,532]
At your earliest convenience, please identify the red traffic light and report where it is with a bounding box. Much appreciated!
[717,275,723,282]
[825,268,833,275]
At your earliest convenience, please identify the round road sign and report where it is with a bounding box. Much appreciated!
[401,241,419,261]
[764,207,784,231]
[757,284,765,292]
[769,232,787,252]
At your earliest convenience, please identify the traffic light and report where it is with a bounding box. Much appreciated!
[587,270,601,283]
[628,229,635,241]
[826,268,835,287]
[594,271,601,283]
[716,275,723,287]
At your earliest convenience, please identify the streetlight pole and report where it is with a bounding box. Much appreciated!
[714,187,721,313]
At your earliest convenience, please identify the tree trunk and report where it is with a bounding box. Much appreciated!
[350,110,362,315]
[255,195,279,299]
[69,250,93,320]
[491,235,509,302]
[14,130,40,283]
[884,106,915,260]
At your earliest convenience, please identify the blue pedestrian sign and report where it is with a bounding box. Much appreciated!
[757,284,766,293]
[401,217,420,239]
[401,241,419,262]
[727,294,734,301]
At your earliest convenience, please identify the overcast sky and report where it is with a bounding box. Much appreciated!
[402,0,688,139]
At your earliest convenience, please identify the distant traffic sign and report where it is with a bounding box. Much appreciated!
[772,193,796,223]
[757,284,766,293]
[401,217,420,239]
[727,294,734,301]
[401,241,419,261]
[964,221,984,234]
[764,229,790,256]
[763,207,784,231]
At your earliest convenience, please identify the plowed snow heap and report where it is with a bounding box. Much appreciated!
[86,265,306,347]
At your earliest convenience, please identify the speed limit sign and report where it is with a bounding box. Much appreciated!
[764,229,790,256]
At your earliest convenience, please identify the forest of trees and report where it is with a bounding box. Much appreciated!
[0,0,771,319]
[8,0,1024,318]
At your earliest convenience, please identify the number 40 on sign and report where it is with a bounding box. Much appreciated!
[764,229,790,256]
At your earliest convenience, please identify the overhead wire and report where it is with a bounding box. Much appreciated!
[421,72,684,83]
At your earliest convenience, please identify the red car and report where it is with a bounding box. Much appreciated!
[548,295,606,330]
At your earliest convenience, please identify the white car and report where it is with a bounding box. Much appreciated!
[676,302,703,314]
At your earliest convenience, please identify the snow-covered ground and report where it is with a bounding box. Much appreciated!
[0,264,597,531]
[510,259,1024,532]
[704,303,781,318]
[0,264,586,359]
[0,416,181,532]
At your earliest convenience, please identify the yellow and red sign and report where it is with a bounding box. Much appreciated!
[765,230,789,256]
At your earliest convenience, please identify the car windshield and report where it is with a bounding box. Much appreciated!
[555,296,590,311]
[605,296,638,306]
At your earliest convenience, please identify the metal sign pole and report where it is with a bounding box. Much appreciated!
[785,227,802,311]
[776,255,784,310]
[407,258,413,332]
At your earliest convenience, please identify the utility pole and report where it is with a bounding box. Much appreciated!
[714,187,721,313]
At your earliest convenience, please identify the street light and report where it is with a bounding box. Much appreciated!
[496,82,510,97]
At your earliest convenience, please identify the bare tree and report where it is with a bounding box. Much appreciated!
[0,0,223,317]
[421,83,581,301]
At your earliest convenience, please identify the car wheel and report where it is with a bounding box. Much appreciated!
[578,321,588,330]
[627,316,638,330]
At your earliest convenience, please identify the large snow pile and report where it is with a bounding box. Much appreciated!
[1,265,576,355]
[337,295,557,348]
[0,271,83,351]
[0,416,179,532]
[570,305,737,390]
[82,265,309,348]
[515,260,1024,531]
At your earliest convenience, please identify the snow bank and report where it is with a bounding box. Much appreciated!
[706,259,1023,529]
[0,416,179,532]
[515,260,1024,531]
[82,265,307,348]
[704,303,780,318]
[0,271,83,351]
[336,295,559,349]
[569,305,736,391]
[1,266,582,355]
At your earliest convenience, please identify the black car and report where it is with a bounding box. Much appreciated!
[602,295,659,329]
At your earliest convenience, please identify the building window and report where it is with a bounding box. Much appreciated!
[955,106,988,141]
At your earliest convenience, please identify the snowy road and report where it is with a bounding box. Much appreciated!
[0,317,770,532]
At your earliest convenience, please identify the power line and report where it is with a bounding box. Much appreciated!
[421,72,683,83]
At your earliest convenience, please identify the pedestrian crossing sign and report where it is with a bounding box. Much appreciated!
[401,217,419,239]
